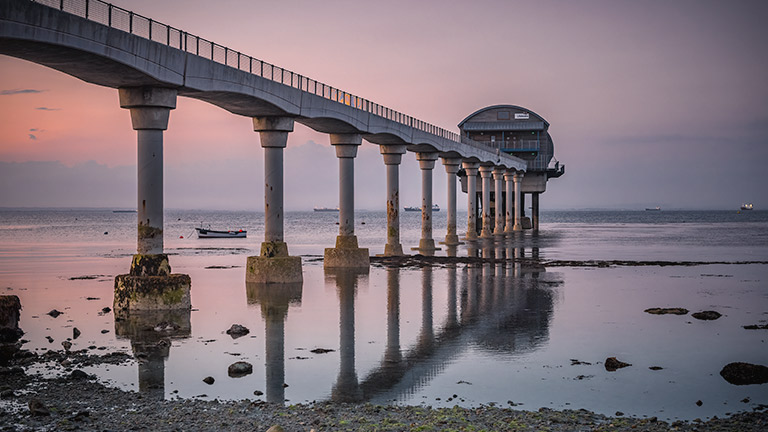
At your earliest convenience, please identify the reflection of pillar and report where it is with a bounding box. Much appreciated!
[246,283,302,405]
[247,117,302,283]
[462,162,479,240]
[493,167,505,236]
[462,265,480,324]
[327,269,366,402]
[418,267,434,349]
[416,152,439,252]
[513,171,525,231]
[504,170,515,233]
[532,192,540,232]
[381,145,407,256]
[446,266,458,329]
[325,134,369,268]
[479,166,494,238]
[114,309,191,401]
[440,158,462,245]
[385,268,401,365]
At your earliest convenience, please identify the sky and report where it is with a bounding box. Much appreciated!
[1,0,767,210]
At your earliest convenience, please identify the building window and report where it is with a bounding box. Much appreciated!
[497,111,510,120]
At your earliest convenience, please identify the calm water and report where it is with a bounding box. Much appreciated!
[1,209,767,420]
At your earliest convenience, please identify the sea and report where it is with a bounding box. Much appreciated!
[1,208,767,421]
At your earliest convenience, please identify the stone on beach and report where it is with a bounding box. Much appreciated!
[225,324,250,338]
[47,309,63,318]
[28,398,50,416]
[692,310,722,320]
[203,376,215,385]
[719,362,768,385]
[644,307,689,315]
[604,357,631,371]
[227,361,253,377]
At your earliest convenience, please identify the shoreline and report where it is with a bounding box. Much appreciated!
[2,367,767,431]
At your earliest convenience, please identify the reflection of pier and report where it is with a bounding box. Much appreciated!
[329,251,558,403]
[246,282,302,405]
[114,309,191,400]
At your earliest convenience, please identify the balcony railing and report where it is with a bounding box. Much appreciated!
[30,0,506,156]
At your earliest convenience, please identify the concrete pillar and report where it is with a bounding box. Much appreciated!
[478,165,494,238]
[247,117,302,283]
[532,192,540,232]
[440,157,462,245]
[493,167,505,236]
[324,134,369,268]
[513,171,525,231]
[114,87,190,313]
[462,162,479,240]
[380,145,407,256]
[504,170,515,233]
[414,152,439,253]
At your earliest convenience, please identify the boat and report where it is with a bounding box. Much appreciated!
[740,203,753,211]
[404,204,440,212]
[313,207,339,212]
[645,207,661,211]
[195,227,247,238]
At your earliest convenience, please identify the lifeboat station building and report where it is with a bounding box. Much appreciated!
[458,105,565,232]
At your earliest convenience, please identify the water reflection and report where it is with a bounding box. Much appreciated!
[114,309,191,400]
[324,268,369,403]
[246,282,302,404]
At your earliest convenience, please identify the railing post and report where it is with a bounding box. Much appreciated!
[108,4,112,26]
[237,51,241,69]
[148,19,152,40]
[85,0,89,19]
[167,26,170,45]
[59,0,64,10]
[129,12,133,33]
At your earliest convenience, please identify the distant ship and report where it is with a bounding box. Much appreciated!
[313,207,339,212]
[645,206,661,211]
[113,210,137,213]
[404,204,440,212]
[740,203,753,211]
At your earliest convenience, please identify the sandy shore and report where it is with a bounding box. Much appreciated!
[1,363,766,432]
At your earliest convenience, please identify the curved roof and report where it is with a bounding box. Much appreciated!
[458,104,550,129]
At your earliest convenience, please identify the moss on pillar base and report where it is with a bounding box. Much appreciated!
[246,256,303,284]
[130,254,171,276]
[440,235,462,246]
[113,274,191,312]
[381,243,404,257]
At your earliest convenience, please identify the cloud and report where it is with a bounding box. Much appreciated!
[35,107,60,111]
[0,88,45,95]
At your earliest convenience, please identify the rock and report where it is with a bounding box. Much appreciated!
[227,361,253,377]
[45,335,54,343]
[47,309,63,318]
[720,362,768,385]
[649,366,663,371]
[226,324,250,338]
[0,389,14,399]
[61,340,72,351]
[605,357,631,371]
[743,324,768,330]
[101,307,111,314]
[692,310,722,320]
[696,400,703,406]
[73,327,81,339]
[0,295,23,343]
[28,398,50,416]
[100,329,109,334]
[310,348,335,354]
[267,426,285,432]
[644,307,688,315]
[70,369,90,380]
[253,390,264,396]
[203,376,215,385]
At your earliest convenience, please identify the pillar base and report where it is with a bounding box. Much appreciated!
[412,238,440,252]
[324,235,369,269]
[480,230,494,239]
[113,274,191,312]
[522,217,533,230]
[246,255,303,284]
[440,235,463,246]
[380,243,404,256]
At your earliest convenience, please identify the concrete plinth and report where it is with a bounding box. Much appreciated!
[324,235,370,269]
[114,255,191,312]
[246,241,303,284]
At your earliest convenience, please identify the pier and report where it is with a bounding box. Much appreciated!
[0,0,563,296]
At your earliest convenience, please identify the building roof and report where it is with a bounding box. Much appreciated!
[458,104,550,129]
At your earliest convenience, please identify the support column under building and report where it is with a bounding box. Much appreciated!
[532,192,540,232]
[247,117,302,283]
[440,157,462,246]
[114,87,190,313]
[324,134,369,268]
[479,165,494,238]
[493,167,505,236]
[513,171,525,231]
[504,170,515,233]
[414,152,439,253]
[462,162,479,240]
[381,145,407,256]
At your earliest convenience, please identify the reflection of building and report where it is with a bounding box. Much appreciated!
[114,309,191,400]
[458,105,565,232]
[246,282,302,405]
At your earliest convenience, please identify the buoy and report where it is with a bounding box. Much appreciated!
[180,235,184,238]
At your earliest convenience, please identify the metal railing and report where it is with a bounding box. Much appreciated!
[30,0,507,156]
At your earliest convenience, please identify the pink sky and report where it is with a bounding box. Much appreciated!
[1,0,767,210]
